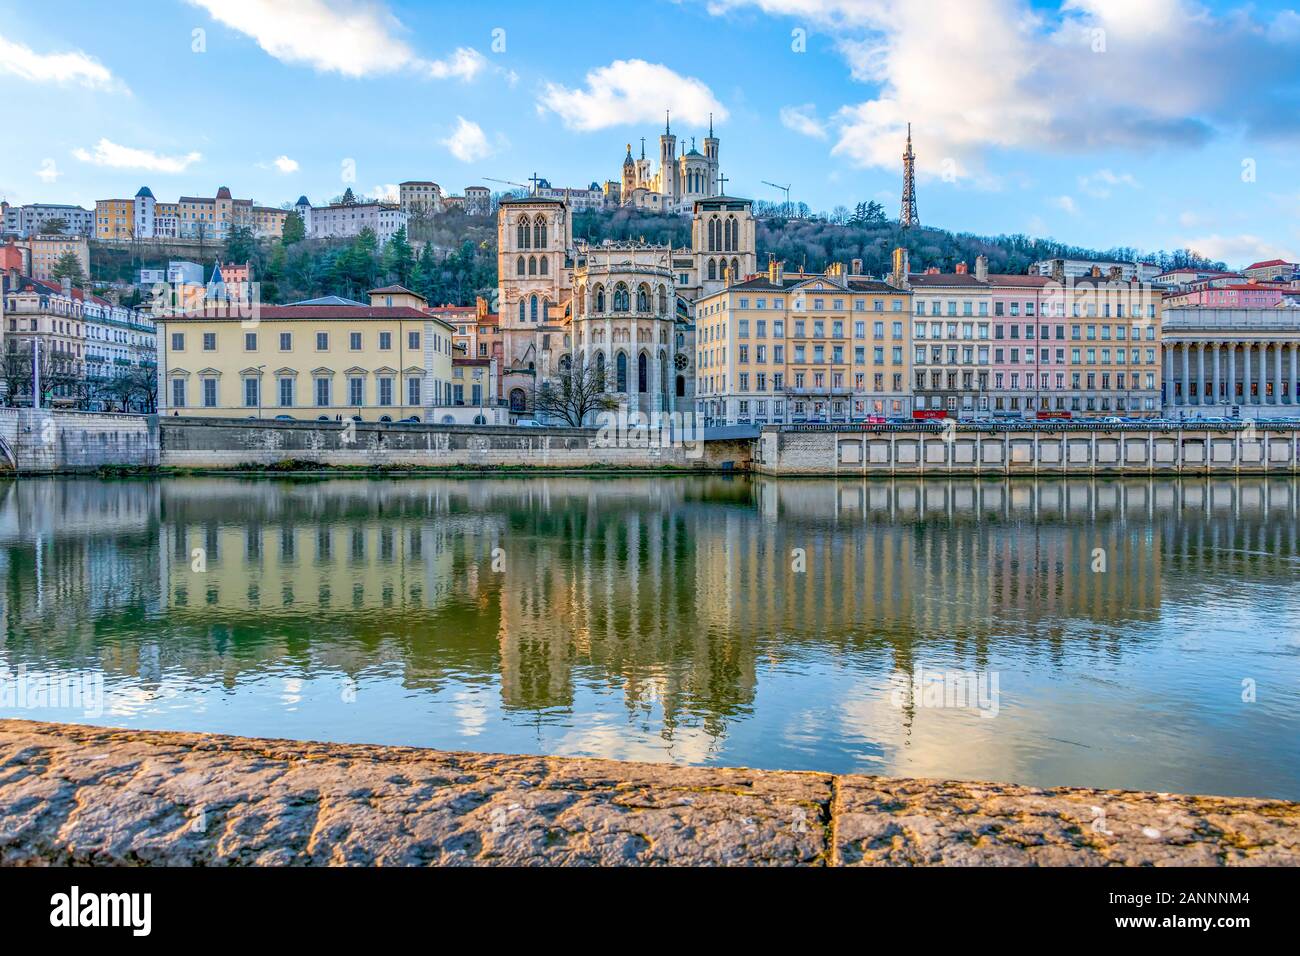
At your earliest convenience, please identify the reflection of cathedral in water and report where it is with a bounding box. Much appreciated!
[6,476,1300,745]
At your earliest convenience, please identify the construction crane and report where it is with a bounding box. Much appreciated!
[762,181,792,217]
[484,177,531,192]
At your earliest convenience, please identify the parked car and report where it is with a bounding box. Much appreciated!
[514,419,546,428]
[274,415,295,421]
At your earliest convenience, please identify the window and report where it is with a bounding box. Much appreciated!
[244,377,259,408]
[408,330,420,350]
[315,377,331,407]
[407,377,421,406]
[245,332,257,351]
[350,332,362,350]
[379,331,392,350]
[171,332,185,351]
[316,332,328,350]
[349,377,364,406]
[171,378,186,408]
[279,332,292,351]
[378,377,394,406]
[203,332,216,351]
[202,378,217,407]
[279,377,294,407]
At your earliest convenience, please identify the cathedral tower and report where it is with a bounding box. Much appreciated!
[659,111,679,204]
[703,113,720,197]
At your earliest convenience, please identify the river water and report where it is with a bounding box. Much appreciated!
[1,475,1297,799]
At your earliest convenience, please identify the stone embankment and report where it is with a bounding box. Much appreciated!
[0,720,1295,866]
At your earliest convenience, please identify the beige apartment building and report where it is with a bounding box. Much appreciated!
[695,260,912,425]
[155,290,456,421]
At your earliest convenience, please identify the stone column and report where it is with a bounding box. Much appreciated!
[1258,343,1267,406]
[1243,343,1252,406]
[1206,343,1216,408]
[1284,343,1294,405]
[1181,344,1190,407]
[1228,344,1237,409]
[1164,344,1174,408]
[1275,342,1284,407]
[1196,343,1205,406]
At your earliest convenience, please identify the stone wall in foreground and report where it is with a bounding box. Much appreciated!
[0,409,158,473]
[0,720,1295,866]
[159,417,750,471]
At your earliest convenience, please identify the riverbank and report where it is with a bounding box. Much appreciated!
[1,720,1295,866]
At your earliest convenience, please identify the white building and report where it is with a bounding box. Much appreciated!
[1031,258,1161,282]
[294,193,408,244]
[1,201,95,238]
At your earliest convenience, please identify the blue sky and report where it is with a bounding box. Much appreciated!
[2,0,1300,267]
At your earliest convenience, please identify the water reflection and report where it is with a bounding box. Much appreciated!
[1,475,1297,798]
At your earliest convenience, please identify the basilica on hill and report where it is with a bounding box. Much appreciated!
[606,112,723,214]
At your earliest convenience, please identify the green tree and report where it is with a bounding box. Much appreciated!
[50,251,86,286]
[281,210,306,245]
[383,226,415,286]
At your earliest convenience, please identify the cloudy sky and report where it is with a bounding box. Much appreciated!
[2,0,1299,266]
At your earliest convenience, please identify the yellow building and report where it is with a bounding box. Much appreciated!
[28,235,90,282]
[252,205,288,239]
[155,294,456,422]
[695,260,913,425]
[95,199,134,240]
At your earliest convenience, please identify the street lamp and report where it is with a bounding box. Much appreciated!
[255,364,265,418]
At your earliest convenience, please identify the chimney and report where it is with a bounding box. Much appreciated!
[1090,265,1102,278]
[975,255,988,282]
[768,257,784,284]
[955,261,968,275]
[61,275,72,297]
[826,261,844,279]
[1051,259,1066,283]
[890,247,910,288]
[1107,266,1122,281]
[851,258,863,275]
[926,266,940,275]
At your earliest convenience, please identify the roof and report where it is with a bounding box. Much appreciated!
[909,273,989,288]
[368,285,425,299]
[135,186,155,199]
[694,195,752,208]
[1246,259,1292,269]
[987,274,1051,288]
[497,196,566,206]
[296,196,310,206]
[288,295,366,306]
[216,186,233,200]
[165,304,433,322]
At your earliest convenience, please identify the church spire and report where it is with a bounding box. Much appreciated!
[709,112,714,138]
[665,109,671,136]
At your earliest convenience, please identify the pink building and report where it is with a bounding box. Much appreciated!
[1165,284,1285,309]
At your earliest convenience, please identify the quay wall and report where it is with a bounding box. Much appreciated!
[157,416,751,472]
[757,424,1300,476]
[0,408,157,473]
[0,720,1295,866]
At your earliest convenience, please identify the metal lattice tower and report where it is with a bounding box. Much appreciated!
[900,123,919,230]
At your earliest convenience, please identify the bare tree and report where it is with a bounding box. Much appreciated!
[531,359,619,427]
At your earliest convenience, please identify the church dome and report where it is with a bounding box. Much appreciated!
[623,144,634,167]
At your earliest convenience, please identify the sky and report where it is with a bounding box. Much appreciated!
[2,0,1300,268]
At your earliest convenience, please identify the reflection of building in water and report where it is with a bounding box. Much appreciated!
[7,475,1300,746]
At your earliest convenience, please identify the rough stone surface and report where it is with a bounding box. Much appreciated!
[0,720,1295,866]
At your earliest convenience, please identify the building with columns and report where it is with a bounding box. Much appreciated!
[1162,308,1300,418]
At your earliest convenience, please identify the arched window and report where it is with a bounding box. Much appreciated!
[660,350,668,394]
[517,217,530,249]
[731,257,740,280]
[516,256,525,276]
[530,295,539,322]
[616,352,628,392]
[657,287,667,314]
[707,217,719,252]
[595,351,606,385]
[676,374,686,398]
[533,215,547,248]
[518,301,526,323]
[726,216,738,252]
[528,256,536,275]
[594,285,605,312]
[636,285,649,312]
[539,256,548,276]
[613,283,630,311]
[637,352,648,393]
[509,388,527,412]
[707,259,717,281]
[559,353,571,373]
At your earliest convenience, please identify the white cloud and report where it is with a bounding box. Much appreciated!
[371,183,400,202]
[186,0,485,81]
[1180,234,1299,270]
[780,104,828,140]
[707,0,1300,180]
[442,117,493,163]
[72,139,202,174]
[426,47,486,82]
[258,155,300,173]
[1051,195,1079,215]
[1077,168,1139,198]
[538,59,727,131]
[0,33,124,91]
[35,159,61,184]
